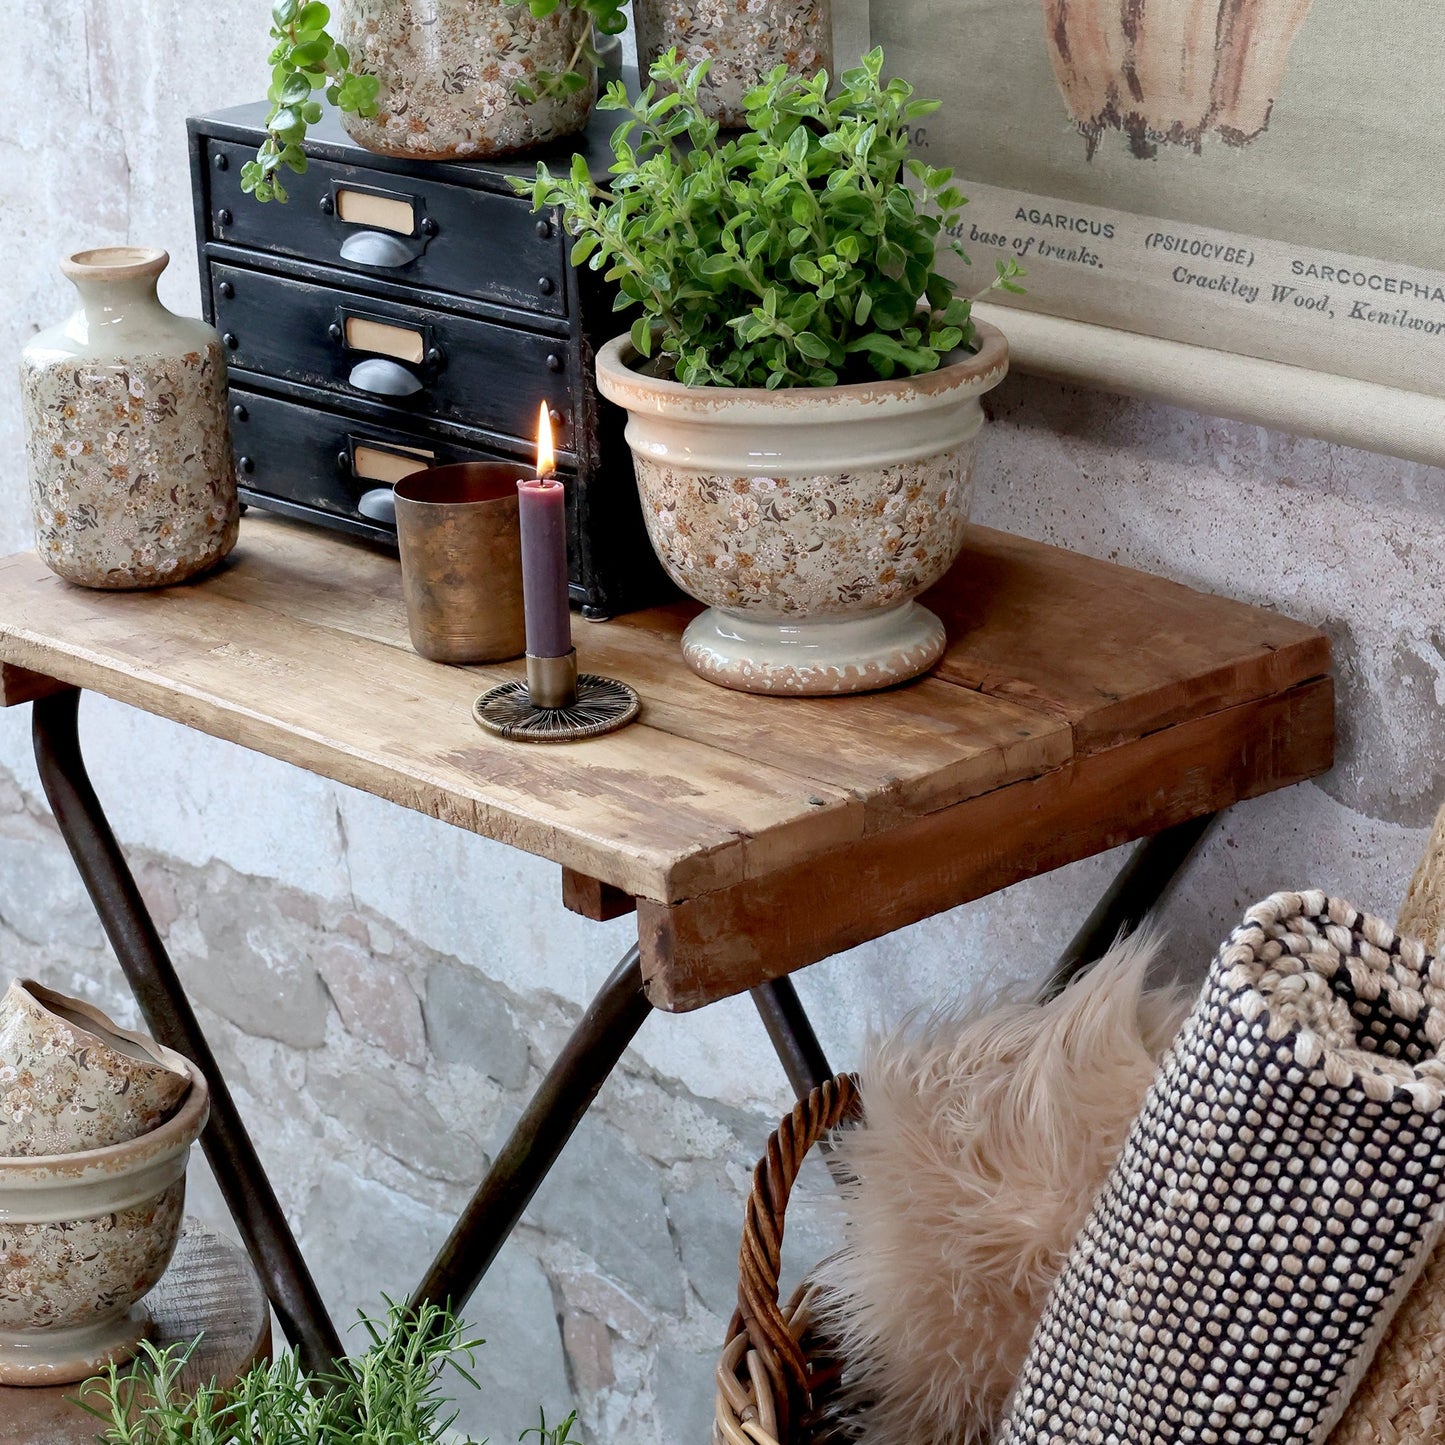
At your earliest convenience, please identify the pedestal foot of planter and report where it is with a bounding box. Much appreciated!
[682,601,947,695]
[0,1305,152,1386]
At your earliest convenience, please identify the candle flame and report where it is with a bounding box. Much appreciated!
[536,402,556,479]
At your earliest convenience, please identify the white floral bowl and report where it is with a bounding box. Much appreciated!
[595,322,1009,694]
[0,980,192,1156]
[0,1063,208,1385]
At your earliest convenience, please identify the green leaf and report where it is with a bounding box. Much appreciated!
[877,240,907,280]
[288,35,331,65]
[794,331,830,361]
[296,1,329,29]
[279,71,312,104]
[789,256,823,286]
[631,316,654,358]
[269,106,305,140]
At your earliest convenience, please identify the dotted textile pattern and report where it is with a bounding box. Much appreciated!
[996,892,1445,1445]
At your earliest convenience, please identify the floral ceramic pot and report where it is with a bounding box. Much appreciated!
[633,0,832,127]
[0,1063,208,1385]
[19,248,239,590]
[595,322,1010,695]
[338,0,596,159]
[0,981,191,1157]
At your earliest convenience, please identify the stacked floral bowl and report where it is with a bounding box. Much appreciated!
[0,979,208,1385]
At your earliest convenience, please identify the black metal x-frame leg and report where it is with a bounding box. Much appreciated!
[747,813,1220,1104]
[29,687,1218,1359]
[32,689,344,1373]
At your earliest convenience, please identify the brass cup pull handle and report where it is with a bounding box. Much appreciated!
[339,230,422,270]
[347,358,425,398]
[357,488,398,525]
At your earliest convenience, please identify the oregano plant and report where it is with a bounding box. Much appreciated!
[519,48,1024,389]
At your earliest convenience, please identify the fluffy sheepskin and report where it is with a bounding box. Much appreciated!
[814,934,1190,1445]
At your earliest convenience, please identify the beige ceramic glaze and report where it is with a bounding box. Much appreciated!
[633,0,832,127]
[0,981,191,1156]
[338,0,596,159]
[19,248,239,590]
[595,322,1009,694]
[0,1065,208,1385]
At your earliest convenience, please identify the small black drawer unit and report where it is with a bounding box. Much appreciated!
[187,101,670,618]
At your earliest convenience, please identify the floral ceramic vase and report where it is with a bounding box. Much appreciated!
[0,980,191,1156]
[337,0,596,159]
[20,247,239,590]
[595,322,1009,695]
[633,0,833,126]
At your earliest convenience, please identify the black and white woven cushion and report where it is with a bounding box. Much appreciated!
[997,892,1445,1445]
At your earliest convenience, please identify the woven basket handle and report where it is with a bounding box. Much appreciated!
[733,1073,863,1419]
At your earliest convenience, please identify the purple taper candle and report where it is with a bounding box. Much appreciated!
[517,403,572,659]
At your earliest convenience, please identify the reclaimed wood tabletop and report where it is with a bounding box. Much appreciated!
[0,514,1334,1011]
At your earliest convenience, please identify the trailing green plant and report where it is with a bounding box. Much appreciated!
[78,1298,582,1445]
[246,0,628,202]
[518,48,1024,389]
[244,0,379,204]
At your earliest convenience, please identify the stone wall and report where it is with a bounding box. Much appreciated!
[1,2,1441,1441]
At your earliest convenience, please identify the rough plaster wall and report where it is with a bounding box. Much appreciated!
[0,0,1441,1439]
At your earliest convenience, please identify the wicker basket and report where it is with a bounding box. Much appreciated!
[716,859,1445,1445]
[715,1074,862,1445]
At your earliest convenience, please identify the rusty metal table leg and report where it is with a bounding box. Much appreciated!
[411,945,652,1312]
[752,978,833,1101]
[31,689,344,1373]
[1044,813,1218,998]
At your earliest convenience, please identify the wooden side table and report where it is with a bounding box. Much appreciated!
[0,516,1334,1374]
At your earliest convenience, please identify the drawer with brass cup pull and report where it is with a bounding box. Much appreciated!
[203,140,568,319]
[210,263,574,446]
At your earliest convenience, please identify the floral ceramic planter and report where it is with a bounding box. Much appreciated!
[633,0,832,127]
[0,981,191,1156]
[594,322,1009,695]
[338,0,596,159]
[19,248,238,590]
[0,1063,208,1385]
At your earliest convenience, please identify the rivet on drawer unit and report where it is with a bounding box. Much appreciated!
[206,141,567,318]
[211,264,574,445]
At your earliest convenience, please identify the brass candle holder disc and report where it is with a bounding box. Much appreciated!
[473,674,641,742]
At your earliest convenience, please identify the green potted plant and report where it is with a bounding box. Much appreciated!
[518,49,1021,696]
[80,1300,580,1445]
[245,0,629,201]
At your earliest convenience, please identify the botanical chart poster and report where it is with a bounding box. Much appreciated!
[871,2,1445,399]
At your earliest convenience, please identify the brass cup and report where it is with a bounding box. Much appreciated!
[394,462,529,664]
